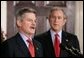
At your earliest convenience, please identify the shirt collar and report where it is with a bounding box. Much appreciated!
[19,32,32,41]
[50,29,62,44]
[19,32,32,47]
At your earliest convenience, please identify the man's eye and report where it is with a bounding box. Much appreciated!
[50,17,55,19]
[58,17,61,19]
[27,19,32,21]
[35,20,37,23]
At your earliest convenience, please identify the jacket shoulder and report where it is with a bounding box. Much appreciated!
[63,31,77,38]
[35,31,50,38]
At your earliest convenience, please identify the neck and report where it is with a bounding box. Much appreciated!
[19,30,34,39]
[51,29,62,33]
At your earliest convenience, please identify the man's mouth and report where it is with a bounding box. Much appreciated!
[54,24,58,25]
[30,26,35,29]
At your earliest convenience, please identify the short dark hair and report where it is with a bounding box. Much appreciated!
[15,7,36,20]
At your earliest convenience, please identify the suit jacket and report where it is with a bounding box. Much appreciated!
[34,30,80,57]
[1,33,43,57]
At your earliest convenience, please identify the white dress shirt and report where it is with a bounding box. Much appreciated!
[50,29,62,45]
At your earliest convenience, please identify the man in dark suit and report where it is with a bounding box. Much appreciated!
[1,7,43,57]
[34,7,81,57]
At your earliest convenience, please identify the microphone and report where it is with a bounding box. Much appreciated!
[60,44,83,57]
[66,44,83,57]
[60,44,77,56]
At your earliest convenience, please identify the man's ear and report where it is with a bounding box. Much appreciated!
[63,19,67,25]
[16,20,21,27]
[64,19,67,23]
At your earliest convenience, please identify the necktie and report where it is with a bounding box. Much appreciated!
[27,39,35,57]
[54,34,60,57]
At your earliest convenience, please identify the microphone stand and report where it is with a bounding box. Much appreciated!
[69,45,83,57]
[60,44,83,57]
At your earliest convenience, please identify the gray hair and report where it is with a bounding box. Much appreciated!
[15,7,37,20]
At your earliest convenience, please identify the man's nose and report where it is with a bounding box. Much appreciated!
[32,20,36,25]
[54,18,59,22]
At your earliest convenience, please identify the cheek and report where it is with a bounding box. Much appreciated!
[63,20,66,25]
[21,22,30,29]
[60,21,66,26]
[49,20,54,24]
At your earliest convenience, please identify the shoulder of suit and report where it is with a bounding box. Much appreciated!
[63,31,77,38]
[35,31,49,37]
[1,33,19,45]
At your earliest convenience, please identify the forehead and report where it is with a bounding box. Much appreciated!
[23,12,36,18]
[51,10,64,16]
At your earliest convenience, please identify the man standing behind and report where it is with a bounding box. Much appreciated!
[1,7,43,57]
[34,7,80,57]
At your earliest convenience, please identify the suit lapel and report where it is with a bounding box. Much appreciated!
[61,31,68,46]
[32,39,41,57]
[45,30,55,57]
[15,33,31,57]
[33,39,37,57]
[60,31,69,57]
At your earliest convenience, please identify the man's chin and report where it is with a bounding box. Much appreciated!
[30,31,35,34]
[52,28,60,32]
